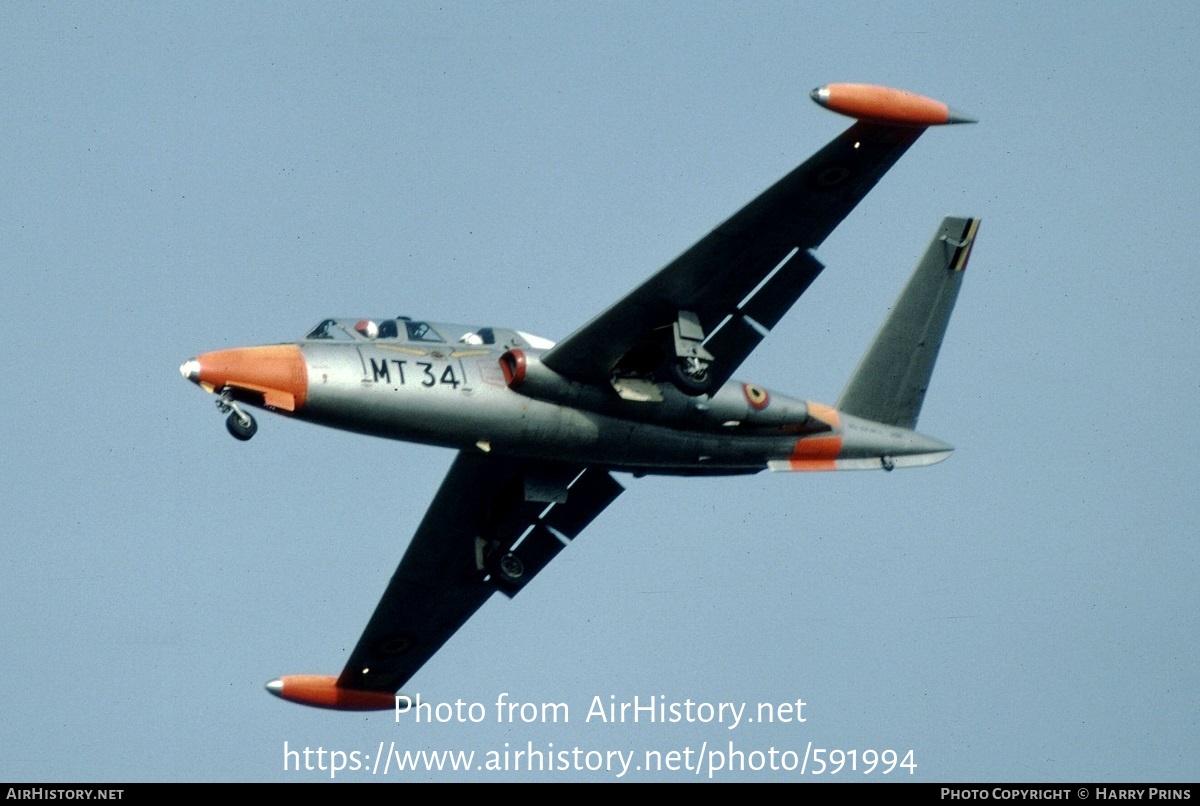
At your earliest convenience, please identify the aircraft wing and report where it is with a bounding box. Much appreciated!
[333,451,624,696]
[541,121,926,390]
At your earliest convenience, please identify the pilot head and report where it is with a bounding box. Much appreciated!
[355,319,379,339]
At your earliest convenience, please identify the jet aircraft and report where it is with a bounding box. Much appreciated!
[181,83,980,710]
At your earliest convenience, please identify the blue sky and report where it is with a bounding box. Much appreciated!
[2,1,1196,781]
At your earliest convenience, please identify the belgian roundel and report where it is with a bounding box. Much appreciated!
[743,383,770,410]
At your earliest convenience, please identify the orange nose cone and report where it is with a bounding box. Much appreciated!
[186,344,308,412]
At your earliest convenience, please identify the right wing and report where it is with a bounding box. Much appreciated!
[265,452,623,708]
[336,452,623,697]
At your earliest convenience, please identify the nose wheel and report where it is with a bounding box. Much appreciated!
[216,390,257,441]
[225,411,258,441]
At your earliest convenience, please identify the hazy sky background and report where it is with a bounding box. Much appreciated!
[3,1,1196,782]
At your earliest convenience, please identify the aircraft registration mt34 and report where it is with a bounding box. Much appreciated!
[181,83,980,710]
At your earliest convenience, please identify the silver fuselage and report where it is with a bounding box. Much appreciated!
[236,319,953,474]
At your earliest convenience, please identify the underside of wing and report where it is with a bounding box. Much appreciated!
[329,452,624,699]
[541,120,926,392]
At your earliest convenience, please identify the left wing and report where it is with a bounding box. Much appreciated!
[267,452,623,708]
[543,85,973,393]
[541,120,919,391]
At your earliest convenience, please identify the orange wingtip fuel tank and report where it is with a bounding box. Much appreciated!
[810,84,976,127]
[265,675,397,710]
[181,344,308,411]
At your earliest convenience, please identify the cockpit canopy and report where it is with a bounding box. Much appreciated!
[304,317,554,350]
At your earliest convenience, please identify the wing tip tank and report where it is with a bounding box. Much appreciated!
[265,675,398,711]
[811,83,977,126]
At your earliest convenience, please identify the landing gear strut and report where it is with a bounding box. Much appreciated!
[216,390,257,441]
[668,310,714,396]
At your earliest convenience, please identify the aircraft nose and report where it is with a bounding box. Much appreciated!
[180,358,201,383]
[178,345,308,412]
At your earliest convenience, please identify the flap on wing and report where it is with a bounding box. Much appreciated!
[543,467,624,539]
[541,121,925,390]
[336,453,623,695]
[701,248,826,389]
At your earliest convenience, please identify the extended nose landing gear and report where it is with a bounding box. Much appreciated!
[226,411,257,441]
[216,389,257,441]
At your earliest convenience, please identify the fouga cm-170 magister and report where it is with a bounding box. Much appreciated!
[181,83,980,710]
